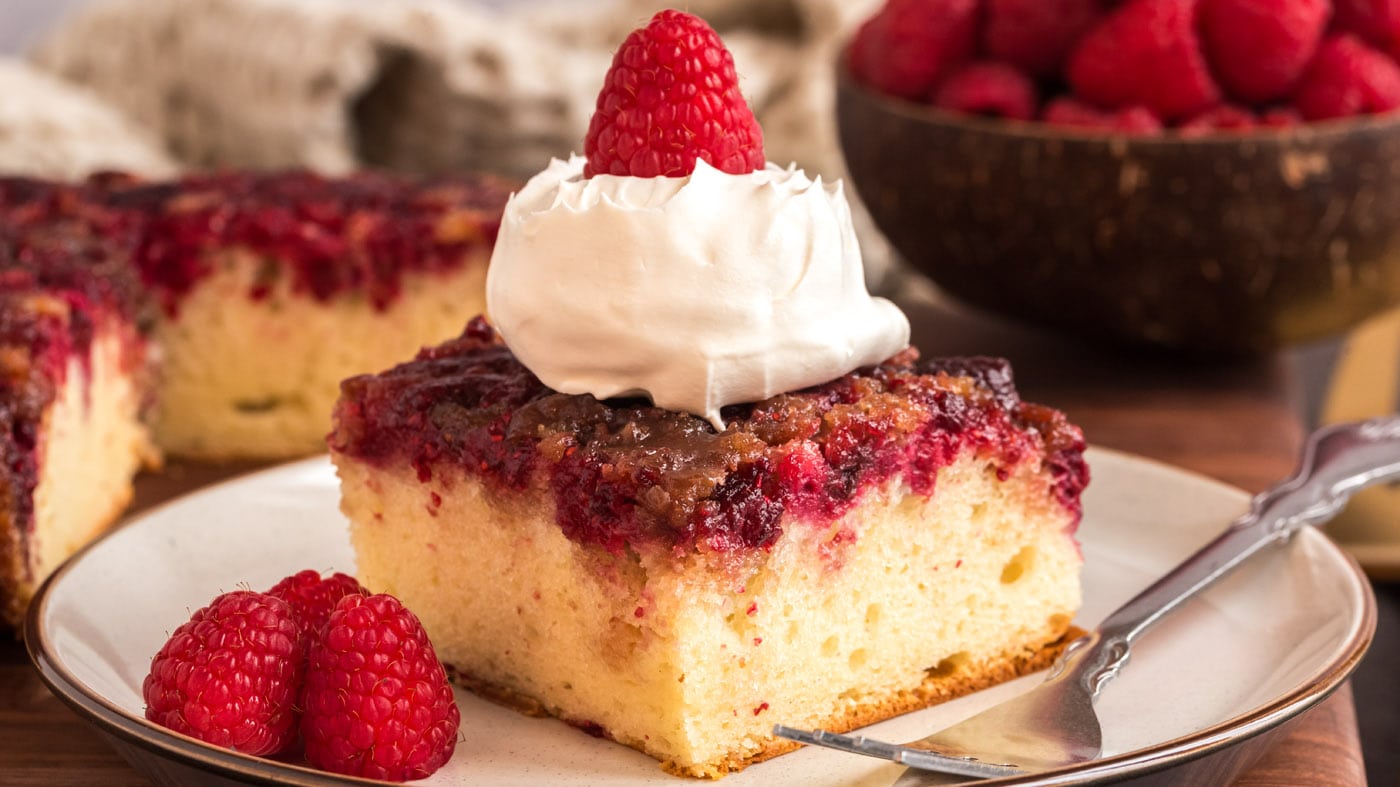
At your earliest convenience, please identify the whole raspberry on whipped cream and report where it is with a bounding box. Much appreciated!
[486,9,909,429]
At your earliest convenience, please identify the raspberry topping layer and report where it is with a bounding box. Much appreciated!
[0,170,514,315]
[331,318,1088,556]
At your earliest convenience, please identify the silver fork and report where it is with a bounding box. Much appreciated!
[775,416,1400,779]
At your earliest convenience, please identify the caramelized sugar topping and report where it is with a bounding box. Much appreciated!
[332,318,1088,556]
[0,170,513,314]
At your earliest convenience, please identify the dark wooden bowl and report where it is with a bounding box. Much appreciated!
[837,65,1400,354]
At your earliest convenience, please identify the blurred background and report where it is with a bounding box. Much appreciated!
[4,0,85,52]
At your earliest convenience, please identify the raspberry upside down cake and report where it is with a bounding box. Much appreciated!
[0,171,510,460]
[330,319,1088,777]
[0,170,509,626]
[327,10,1088,777]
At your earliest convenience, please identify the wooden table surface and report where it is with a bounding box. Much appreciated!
[0,288,1369,785]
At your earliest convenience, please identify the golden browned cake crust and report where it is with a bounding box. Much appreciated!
[680,629,1080,778]
[452,629,1079,778]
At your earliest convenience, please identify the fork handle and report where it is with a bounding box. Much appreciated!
[1055,416,1400,697]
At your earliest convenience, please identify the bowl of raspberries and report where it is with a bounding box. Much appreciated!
[839,0,1400,353]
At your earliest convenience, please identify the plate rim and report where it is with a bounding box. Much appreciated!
[26,456,366,787]
[24,448,1378,786]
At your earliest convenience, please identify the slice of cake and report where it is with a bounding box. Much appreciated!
[330,318,1088,777]
[0,218,157,626]
[108,170,512,460]
[0,169,513,627]
[334,10,1088,777]
[0,170,513,461]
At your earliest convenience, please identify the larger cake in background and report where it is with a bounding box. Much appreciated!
[0,213,156,626]
[331,10,1089,778]
[1,170,512,459]
[0,169,511,626]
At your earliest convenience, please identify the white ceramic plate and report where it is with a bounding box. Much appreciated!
[27,448,1375,786]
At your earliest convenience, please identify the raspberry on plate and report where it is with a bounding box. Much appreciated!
[142,591,303,756]
[1042,97,1164,133]
[582,10,763,178]
[932,62,1038,120]
[1066,0,1223,120]
[1293,34,1400,120]
[1334,0,1400,46]
[1199,0,1329,103]
[266,569,368,637]
[849,0,981,100]
[301,593,460,781]
[984,0,1104,78]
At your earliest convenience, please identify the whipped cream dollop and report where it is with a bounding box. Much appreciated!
[486,155,910,429]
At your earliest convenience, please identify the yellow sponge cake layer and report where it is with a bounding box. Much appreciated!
[154,254,488,460]
[339,453,1079,776]
[31,331,157,590]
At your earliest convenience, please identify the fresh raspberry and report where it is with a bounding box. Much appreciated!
[932,62,1038,120]
[1042,97,1164,133]
[266,570,368,637]
[301,594,459,781]
[1113,107,1169,133]
[1334,0,1400,46]
[1178,105,1258,135]
[1260,106,1303,126]
[984,0,1104,77]
[848,16,877,82]
[1066,0,1223,120]
[1293,34,1400,120]
[849,0,981,100]
[582,10,763,178]
[143,591,302,756]
[1199,0,1330,103]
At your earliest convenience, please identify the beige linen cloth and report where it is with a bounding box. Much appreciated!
[28,0,894,281]
[0,59,175,179]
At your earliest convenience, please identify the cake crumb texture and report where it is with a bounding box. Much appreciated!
[0,305,155,626]
[337,449,1081,776]
[153,253,487,459]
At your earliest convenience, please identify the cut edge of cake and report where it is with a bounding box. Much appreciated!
[152,251,490,461]
[0,298,156,627]
[336,451,1081,777]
